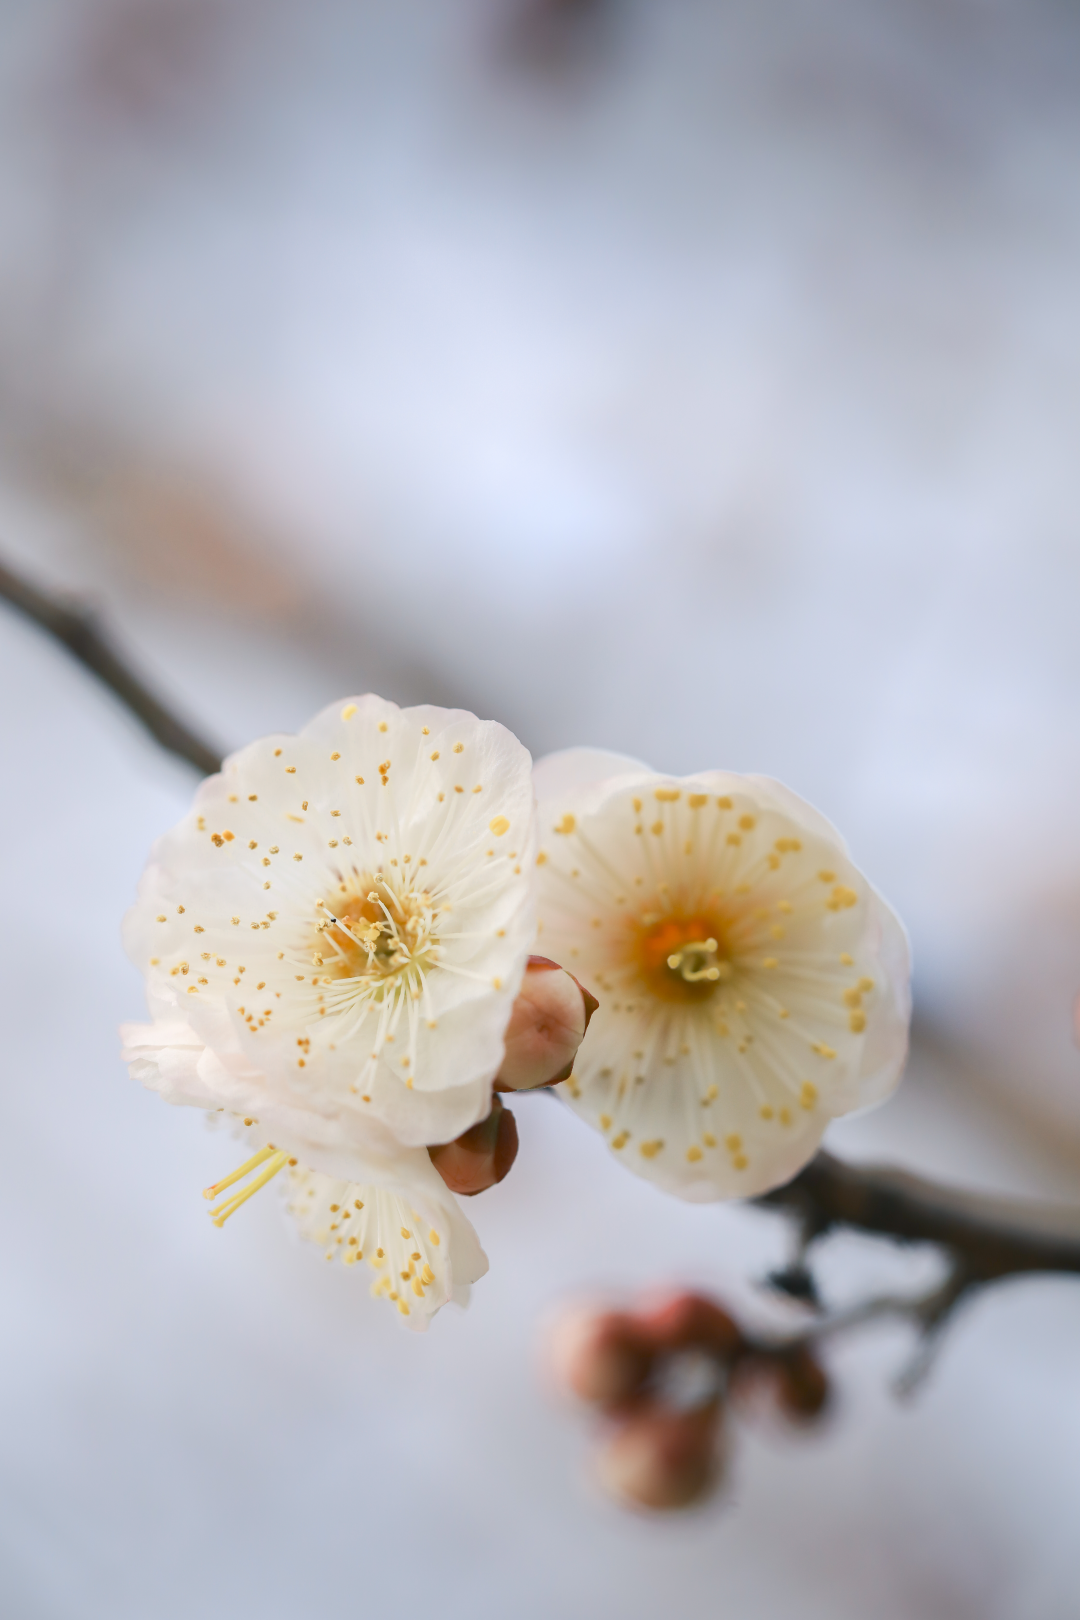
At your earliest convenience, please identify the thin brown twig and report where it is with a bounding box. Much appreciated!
[6,548,1080,1342]
[0,555,223,776]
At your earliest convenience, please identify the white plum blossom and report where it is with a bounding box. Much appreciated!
[533,749,911,1200]
[122,1020,487,1328]
[122,695,537,1170]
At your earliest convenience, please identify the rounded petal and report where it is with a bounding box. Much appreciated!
[536,766,912,1201]
[532,747,650,805]
[284,1148,488,1329]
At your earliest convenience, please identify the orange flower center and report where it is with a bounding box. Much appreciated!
[634,913,733,1004]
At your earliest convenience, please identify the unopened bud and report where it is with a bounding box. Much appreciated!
[637,1292,744,1360]
[550,1308,653,1408]
[596,1407,721,1512]
[774,1345,830,1421]
[495,956,598,1091]
[730,1344,830,1426]
[428,1096,519,1196]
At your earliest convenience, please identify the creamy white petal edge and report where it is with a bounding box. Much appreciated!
[533,749,911,1201]
[120,1023,487,1330]
[285,1164,486,1329]
[122,695,537,1157]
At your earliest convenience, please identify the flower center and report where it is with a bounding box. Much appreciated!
[313,875,438,999]
[636,913,733,1004]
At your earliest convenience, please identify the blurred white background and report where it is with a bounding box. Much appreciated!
[4,1,1080,1614]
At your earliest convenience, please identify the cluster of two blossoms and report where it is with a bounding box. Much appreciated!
[121,696,911,1329]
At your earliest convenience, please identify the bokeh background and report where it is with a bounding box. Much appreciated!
[4,1,1080,1614]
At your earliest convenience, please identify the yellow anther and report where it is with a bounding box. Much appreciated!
[208,1150,289,1226]
[203,1143,279,1201]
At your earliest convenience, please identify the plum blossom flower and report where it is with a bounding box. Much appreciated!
[122,694,537,1167]
[122,1017,489,1328]
[533,749,910,1199]
[122,947,594,1325]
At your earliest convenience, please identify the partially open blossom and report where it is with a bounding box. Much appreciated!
[122,695,537,1171]
[122,892,595,1325]
[191,1127,488,1330]
[533,749,911,1199]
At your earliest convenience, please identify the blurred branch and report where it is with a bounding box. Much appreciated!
[756,1149,1080,1364]
[0,553,223,776]
[757,1148,1080,1282]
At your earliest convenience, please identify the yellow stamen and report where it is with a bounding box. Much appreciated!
[208,1150,289,1226]
[203,1144,279,1201]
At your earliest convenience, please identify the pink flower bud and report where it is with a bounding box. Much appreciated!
[495,956,598,1092]
[636,1291,744,1360]
[596,1406,722,1512]
[428,1096,519,1196]
[549,1307,653,1408]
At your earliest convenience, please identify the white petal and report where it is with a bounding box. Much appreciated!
[283,1149,487,1329]
[532,747,649,803]
[538,767,911,1201]
[123,695,538,1163]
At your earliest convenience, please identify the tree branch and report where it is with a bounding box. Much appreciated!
[0,555,223,776]
[756,1149,1080,1291]
[750,1156,1080,1386]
